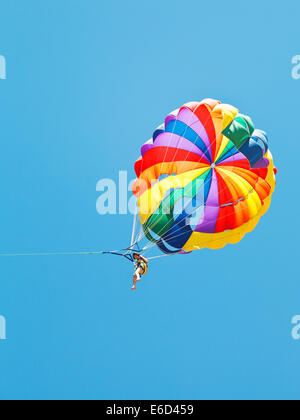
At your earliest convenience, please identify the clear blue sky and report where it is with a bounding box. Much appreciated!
[0,0,299,400]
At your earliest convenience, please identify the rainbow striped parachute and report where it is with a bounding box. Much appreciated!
[132,99,276,255]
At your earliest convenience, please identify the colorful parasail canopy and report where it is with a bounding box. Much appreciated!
[132,99,276,255]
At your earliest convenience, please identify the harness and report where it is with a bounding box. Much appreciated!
[136,259,148,275]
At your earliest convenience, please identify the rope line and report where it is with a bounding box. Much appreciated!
[0,246,166,261]
[0,248,136,259]
[0,251,105,257]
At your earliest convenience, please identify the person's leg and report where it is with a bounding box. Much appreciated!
[131,269,142,290]
[131,274,137,290]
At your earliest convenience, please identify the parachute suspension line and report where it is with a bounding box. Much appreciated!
[138,173,207,252]
[132,226,145,251]
[141,198,254,254]
[142,170,262,252]
[134,102,250,255]
[147,253,178,261]
[140,186,225,253]
[133,103,215,251]
[134,103,225,252]
[137,125,244,254]
[141,199,219,253]
[135,225,144,244]
[140,168,241,254]
[130,201,139,248]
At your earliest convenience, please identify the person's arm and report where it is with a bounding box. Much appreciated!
[140,255,149,264]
